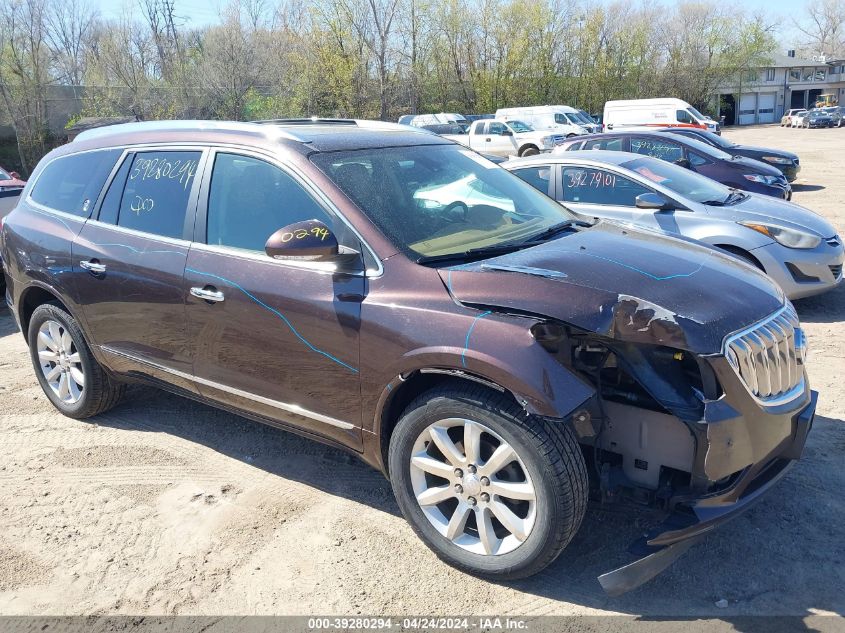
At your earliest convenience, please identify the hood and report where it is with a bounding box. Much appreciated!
[734,145,798,161]
[728,155,783,177]
[439,222,785,354]
[731,194,838,238]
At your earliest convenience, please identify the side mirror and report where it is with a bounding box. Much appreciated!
[674,158,692,169]
[265,219,339,262]
[501,129,514,136]
[635,192,674,211]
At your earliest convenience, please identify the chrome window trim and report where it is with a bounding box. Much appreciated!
[83,217,192,247]
[189,241,360,276]
[100,345,355,430]
[721,303,806,407]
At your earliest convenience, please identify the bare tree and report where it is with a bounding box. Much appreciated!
[795,0,845,56]
[45,0,99,89]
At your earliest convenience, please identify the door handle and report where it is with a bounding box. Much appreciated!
[190,286,225,303]
[80,260,106,274]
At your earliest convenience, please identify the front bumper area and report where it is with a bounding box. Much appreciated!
[597,382,817,596]
[752,239,844,300]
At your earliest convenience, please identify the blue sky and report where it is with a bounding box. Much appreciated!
[95,0,804,47]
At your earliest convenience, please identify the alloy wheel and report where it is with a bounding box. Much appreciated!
[409,417,537,556]
[37,320,85,404]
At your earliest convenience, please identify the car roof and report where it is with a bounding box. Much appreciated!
[69,119,451,154]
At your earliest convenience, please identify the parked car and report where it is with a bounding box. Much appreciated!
[821,106,844,127]
[803,110,835,128]
[506,151,843,299]
[495,106,594,135]
[1,119,817,596]
[421,123,469,135]
[0,166,26,293]
[791,111,810,127]
[781,109,806,127]
[442,119,566,157]
[603,98,720,133]
[659,128,801,182]
[555,131,792,199]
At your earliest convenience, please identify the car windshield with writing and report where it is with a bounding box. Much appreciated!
[311,145,574,260]
[621,156,736,205]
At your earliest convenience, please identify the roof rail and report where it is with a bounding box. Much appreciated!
[253,118,358,126]
[73,119,305,143]
[254,117,432,134]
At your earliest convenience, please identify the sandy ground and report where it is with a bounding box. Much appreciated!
[0,125,844,619]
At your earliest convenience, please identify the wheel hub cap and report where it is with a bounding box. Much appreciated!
[36,319,85,405]
[409,417,537,556]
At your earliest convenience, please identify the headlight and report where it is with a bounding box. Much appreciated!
[762,156,793,165]
[739,221,822,249]
[743,174,780,186]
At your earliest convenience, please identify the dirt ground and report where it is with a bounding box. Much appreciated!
[0,125,844,620]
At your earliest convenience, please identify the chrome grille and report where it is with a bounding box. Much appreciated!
[724,304,806,405]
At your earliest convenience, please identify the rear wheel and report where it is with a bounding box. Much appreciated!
[388,385,587,579]
[28,303,124,418]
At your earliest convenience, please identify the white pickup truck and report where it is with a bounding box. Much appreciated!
[442,119,566,157]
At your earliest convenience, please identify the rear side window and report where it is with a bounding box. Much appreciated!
[583,138,623,151]
[30,149,121,217]
[108,151,201,239]
[511,166,553,196]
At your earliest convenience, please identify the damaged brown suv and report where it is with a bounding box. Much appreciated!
[1,120,816,594]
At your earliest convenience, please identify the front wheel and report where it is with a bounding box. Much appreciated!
[388,385,588,579]
[519,145,539,157]
[28,303,125,418]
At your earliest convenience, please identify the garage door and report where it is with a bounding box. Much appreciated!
[738,95,756,125]
[758,94,776,123]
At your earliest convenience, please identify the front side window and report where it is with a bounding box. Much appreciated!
[488,122,507,135]
[30,149,121,217]
[206,153,335,252]
[511,166,553,195]
[561,167,650,206]
[311,145,573,259]
[676,109,693,124]
[115,150,201,239]
[554,113,567,124]
[507,120,533,133]
[630,137,684,162]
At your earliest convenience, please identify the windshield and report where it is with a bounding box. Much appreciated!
[508,120,533,133]
[693,129,735,149]
[621,155,733,205]
[687,106,707,121]
[312,145,573,259]
[573,112,593,125]
[0,168,10,180]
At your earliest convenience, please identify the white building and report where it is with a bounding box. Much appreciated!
[715,53,845,125]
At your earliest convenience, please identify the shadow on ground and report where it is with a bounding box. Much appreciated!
[86,380,845,618]
[795,282,845,323]
[791,184,826,193]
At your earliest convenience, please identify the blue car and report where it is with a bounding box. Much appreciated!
[555,131,792,199]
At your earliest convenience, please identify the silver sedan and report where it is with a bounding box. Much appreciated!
[505,150,843,299]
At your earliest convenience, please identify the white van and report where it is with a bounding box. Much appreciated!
[603,98,720,133]
[495,106,596,136]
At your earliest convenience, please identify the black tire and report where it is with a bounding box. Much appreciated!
[27,302,124,419]
[519,145,540,157]
[388,384,588,580]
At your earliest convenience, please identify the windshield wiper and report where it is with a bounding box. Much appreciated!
[519,220,585,244]
[724,189,748,205]
[416,243,531,265]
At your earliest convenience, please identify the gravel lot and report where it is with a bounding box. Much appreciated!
[0,125,843,619]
